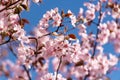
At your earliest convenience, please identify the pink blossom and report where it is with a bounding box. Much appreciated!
[42,40,55,58]
[43,11,52,19]
[114,43,120,53]
[98,29,110,45]
[78,8,84,19]
[51,8,59,15]
[98,23,107,30]
[52,13,62,27]
[95,2,101,11]
[1,0,9,5]
[109,54,118,66]
[33,0,40,3]
[111,4,120,19]
[9,14,19,24]
[84,2,95,10]
[1,60,29,80]
[71,66,88,78]
[107,21,117,40]
[100,0,107,2]
[85,9,95,21]
[107,21,117,33]
[78,24,86,35]
[13,28,29,43]
[38,8,61,28]
[98,23,110,45]
[39,18,49,28]
[96,45,104,53]
[0,19,4,31]
[67,10,77,27]
[40,72,66,80]
[113,31,120,53]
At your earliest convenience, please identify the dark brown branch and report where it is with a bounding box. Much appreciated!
[91,2,102,58]
[84,1,102,80]
[0,36,18,46]
[55,56,63,80]
[91,28,99,58]
[0,37,11,46]
[28,37,38,51]
[83,71,90,80]
[22,65,32,80]
[38,33,52,39]
[0,0,21,12]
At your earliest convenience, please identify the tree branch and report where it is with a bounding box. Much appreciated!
[55,56,63,80]
[0,37,11,46]
[28,37,38,51]
[83,71,90,80]
[0,0,21,12]
[22,65,32,80]
[91,1,102,58]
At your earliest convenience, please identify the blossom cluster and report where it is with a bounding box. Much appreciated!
[0,0,120,80]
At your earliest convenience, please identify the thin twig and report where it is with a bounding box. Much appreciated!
[55,56,63,80]
[38,32,52,39]
[91,1,102,58]
[84,1,102,80]
[0,37,11,46]
[29,37,38,51]
[22,65,32,80]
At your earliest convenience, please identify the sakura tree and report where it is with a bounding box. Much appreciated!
[0,0,120,80]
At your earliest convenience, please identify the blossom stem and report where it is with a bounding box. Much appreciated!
[28,37,38,51]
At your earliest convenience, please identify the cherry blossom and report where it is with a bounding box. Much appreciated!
[0,60,29,80]
[78,8,84,19]
[67,10,77,27]
[98,23,110,45]
[100,0,107,2]
[39,72,66,80]
[85,9,95,21]
[0,0,120,80]
[38,8,62,28]
[33,0,40,3]
[0,19,4,30]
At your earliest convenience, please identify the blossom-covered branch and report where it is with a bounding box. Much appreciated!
[0,0,22,12]
[0,0,120,80]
